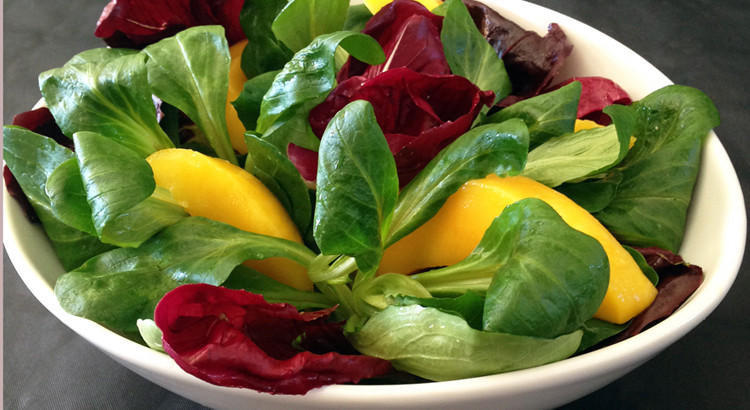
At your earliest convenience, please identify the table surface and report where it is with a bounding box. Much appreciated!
[4,0,749,408]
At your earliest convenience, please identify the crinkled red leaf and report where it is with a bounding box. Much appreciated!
[299,67,494,186]
[464,0,573,100]
[154,284,392,395]
[95,0,245,48]
[337,0,449,82]
[615,247,704,341]
[548,76,632,125]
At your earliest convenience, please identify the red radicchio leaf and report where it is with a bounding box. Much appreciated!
[296,67,494,186]
[4,107,73,223]
[154,284,392,395]
[336,0,450,82]
[615,247,704,341]
[463,0,573,101]
[547,76,632,125]
[11,107,72,150]
[95,0,245,48]
[3,167,38,223]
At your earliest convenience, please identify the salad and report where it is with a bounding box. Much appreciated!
[3,0,719,395]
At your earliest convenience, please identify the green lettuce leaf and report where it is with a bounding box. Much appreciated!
[314,100,399,275]
[256,30,385,149]
[485,81,580,148]
[387,119,529,246]
[271,0,350,52]
[244,133,312,236]
[39,50,174,158]
[440,0,511,103]
[594,85,720,251]
[350,305,582,381]
[3,126,114,270]
[46,132,187,248]
[521,104,636,187]
[412,198,609,339]
[232,70,279,131]
[239,0,294,78]
[144,26,236,164]
[55,216,317,332]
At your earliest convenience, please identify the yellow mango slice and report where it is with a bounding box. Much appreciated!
[364,0,442,14]
[574,119,602,132]
[146,148,313,291]
[226,39,249,154]
[575,118,636,148]
[379,174,657,324]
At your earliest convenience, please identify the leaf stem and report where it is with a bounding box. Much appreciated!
[308,254,358,283]
[316,282,356,319]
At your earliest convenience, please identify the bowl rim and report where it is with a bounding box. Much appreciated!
[3,0,746,408]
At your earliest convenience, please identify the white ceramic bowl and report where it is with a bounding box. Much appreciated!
[3,0,746,409]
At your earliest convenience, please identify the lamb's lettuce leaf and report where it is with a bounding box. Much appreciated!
[74,131,156,235]
[271,0,350,52]
[412,198,609,339]
[144,25,237,164]
[593,85,720,251]
[55,217,318,332]
[350,272,433,320]
[576,319,628,353]
[440,0,511,103]
[98,193,188,248]
[239,0,294,79]
[392,291,486,331]
[3,126,114,270]
[244,133,312,236]
[555,170,623,213]
[64,47,140,67]
[480,199,608,338]
[350,304,582,381]
[231,70,279,131]
[343,3,372,32]
[314,100,399,276]
[222,265,332,309]
[39,50,174,158]
[136,319,165,352]
[44,131,187,248]
[256,30,385,149]
[521,104,636,187]
[387,119,529,247]
[46,158,97,236]
[485,81,580,148]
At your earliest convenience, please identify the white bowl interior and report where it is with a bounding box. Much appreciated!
[3,0,745,409]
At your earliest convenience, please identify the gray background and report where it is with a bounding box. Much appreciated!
[4,0,749,408]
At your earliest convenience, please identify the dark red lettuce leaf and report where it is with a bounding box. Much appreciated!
[11,107,72,149]
[464,0,573,101]
[615,247,704,341]
[4,107,72,223]
[95,0,245,48]
[286,144,319,183]
[298,67,494,186]
[154,283,392,395]
[3,167,38,223]
[547,76,632,125]
[337,0,450,82]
